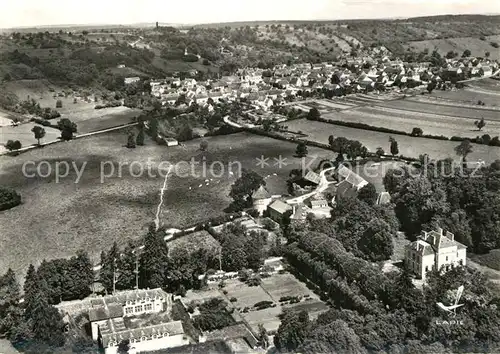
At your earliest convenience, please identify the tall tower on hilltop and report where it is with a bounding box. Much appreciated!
[156,21,159,29]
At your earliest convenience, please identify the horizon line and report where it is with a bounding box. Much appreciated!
[2,12,499,31]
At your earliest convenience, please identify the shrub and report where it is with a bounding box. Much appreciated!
[229,297,237,302]
[56,99,63,108]
[0,187,21,211]
[254,300,274,310]
[490,42,499,49]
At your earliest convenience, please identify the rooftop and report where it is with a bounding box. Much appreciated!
[252,185,271,200]
[101,320,185,348]
[269,200,293,214]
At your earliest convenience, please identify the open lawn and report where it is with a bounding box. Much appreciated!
[260,273,321,302]
[0,131,334,279]
[286,119,500,163]
[430,88,500,107]
[323,105,500,139]
[0,122,61,153]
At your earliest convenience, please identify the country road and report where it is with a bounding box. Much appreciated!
[0,122,138,156]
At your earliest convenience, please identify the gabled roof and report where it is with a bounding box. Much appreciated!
[337,165,368,189]
[252,185,271,199]
[269,200,292,214]
[304,171,321,184]
[102,321,185,348]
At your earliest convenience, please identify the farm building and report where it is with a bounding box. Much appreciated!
[164,138,179,147]
[268,200,293,222]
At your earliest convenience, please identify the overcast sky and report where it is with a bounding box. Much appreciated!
[1,0,498,28]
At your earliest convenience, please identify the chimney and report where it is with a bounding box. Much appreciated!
[446,231,454,241]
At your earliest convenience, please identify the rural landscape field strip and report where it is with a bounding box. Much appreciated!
[430,88,500,105]
[408,95,500,111]
[330,106,500,138]
[376,99,500,120]
[286,118,500,163]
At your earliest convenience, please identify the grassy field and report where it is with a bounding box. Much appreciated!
[376,99,500,121]
[286,119,500,163]
[1,79,141,134]
[0,122,61,153]
[0,131,334,278]
[323,105,500,139]
[428,88,500,107]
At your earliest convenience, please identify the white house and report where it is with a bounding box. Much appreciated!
[89,289,169,341]
[102,321,189,354]
[405,227,467,281]
[124,77,141,85]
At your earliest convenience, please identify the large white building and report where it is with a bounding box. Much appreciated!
[405,227,467,281]
[102,320,188,354]
[86,288,189,353]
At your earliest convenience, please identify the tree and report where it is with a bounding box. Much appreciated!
[57,118,77,141]
[358,183,377,206]
[116,242,138,290]
[23,268,65,347]
[485,51,491,58]
[274,310,310,352]
[357,218,394,262]
[392,176,450,238]
[0,269,23,339]
[136,128,145,146]
[117,339,130,354]
[229,169,265,210]
[376,147,385,157]
[307,107,320,120]
[55,99,62,108]
[258,324,269,349]
[389,136,399,156]
[31,126,46,146]
[126,131,136,148]
[296,142,308,157]
[426,82,436,93]
[328,135,335,147]
[139,226,170,289]
[411,127,423,137]
[5,140,22,152]
[100,243,119,293]
[200,140,208,151]
[462,49,471,57]
[474,118,486,131]
[299,320,365,354]
[454,140,473,162]
[177,124,193,142]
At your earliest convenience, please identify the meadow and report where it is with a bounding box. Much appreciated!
[375,98,500,121]
[0,131,334,277]
[286,119,500,163]
[322,105,500,139]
